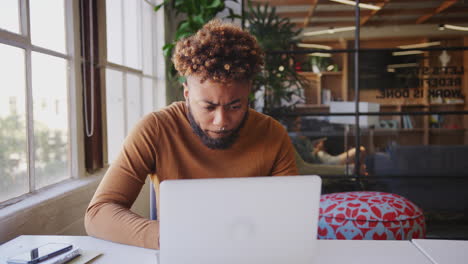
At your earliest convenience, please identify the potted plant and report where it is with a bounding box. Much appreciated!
[245,2,307,117]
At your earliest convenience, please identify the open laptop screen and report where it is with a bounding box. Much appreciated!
[159,175,322,264]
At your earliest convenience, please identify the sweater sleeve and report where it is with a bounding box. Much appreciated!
[85,114,160,249]
[271,124,299,176]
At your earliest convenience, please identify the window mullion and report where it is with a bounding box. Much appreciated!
[139,75,143,118]
[120,0,126,67]
[153,0,166,109]
[105,61,143,75]
[137,0,142,72]
[19,0,28,37]
[25,49,35,193]
[22,0,36,193]
[139,1,149,114]
[65,0,79,179]
[137,2,145,117]
[120,0,128,136]
[149,2,157,110]
[30,45,69,59]
[122,72,128,136]
[0,29,28,47]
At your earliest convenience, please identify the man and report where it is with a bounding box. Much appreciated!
[289,116,367,174]
[85,19,298,249]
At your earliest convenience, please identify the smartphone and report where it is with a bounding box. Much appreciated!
[7,243,73,264]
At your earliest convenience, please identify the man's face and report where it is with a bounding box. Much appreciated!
[183,75,251,149]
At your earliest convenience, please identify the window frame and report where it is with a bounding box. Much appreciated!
[101,0,165,165]
[0,0,168,240]
[0,0,81,205]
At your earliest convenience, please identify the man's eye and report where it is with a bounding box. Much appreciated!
[230,105,241,110]
[205,106,215,111]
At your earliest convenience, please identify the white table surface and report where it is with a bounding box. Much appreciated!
[412,239,468,264]
[316,240,432,264]
[0,236,438,264]
[0,235,158,264]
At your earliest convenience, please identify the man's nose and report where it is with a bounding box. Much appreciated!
[212,108,229,128]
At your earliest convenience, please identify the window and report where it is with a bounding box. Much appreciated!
[0,0,75,203]
[104,0,165,163]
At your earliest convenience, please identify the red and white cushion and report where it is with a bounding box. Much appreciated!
[318,191,426,240]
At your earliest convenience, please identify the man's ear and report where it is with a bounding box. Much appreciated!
[183,82,189,101]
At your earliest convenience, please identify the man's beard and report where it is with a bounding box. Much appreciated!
[187,105,249,150]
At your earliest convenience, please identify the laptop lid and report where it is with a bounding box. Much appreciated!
[159,175,322,264]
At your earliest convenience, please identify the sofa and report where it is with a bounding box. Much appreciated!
[364,144,468,236]
[367,145,468,177]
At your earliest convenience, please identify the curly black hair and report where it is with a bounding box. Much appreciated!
[172,19,264,83]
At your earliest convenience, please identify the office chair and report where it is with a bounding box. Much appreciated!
[150,183,157,220]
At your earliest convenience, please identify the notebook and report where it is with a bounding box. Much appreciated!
[159,175,322,264]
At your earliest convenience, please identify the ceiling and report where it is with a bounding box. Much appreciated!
[248,0,468,41]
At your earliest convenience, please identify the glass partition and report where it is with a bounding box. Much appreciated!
[255,0,468,239]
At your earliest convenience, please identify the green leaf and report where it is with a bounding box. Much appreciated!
[199,0,207,13]
[154,0,170,12]
[154,3,163,12]
[178,76,187,84]
[174,0,185,8]
[177,20,192,34]
[192,15,205,28]
[226,9,242,20]
[267,6,276,26]
[163,43,175,57]
[207,0,222,9]
[176,31,194,41]
[175,20,196,40]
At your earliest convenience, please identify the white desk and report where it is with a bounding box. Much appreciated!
[0,236,440,264]
[413,239,468,264]
[0,236,158,264]
[317,240,432,264]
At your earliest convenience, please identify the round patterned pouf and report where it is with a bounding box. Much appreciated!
[318,191,426,240]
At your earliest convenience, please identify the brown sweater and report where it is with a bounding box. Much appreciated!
[85,102,298,249]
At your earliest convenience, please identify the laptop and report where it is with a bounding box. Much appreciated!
[159,175,322,264]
